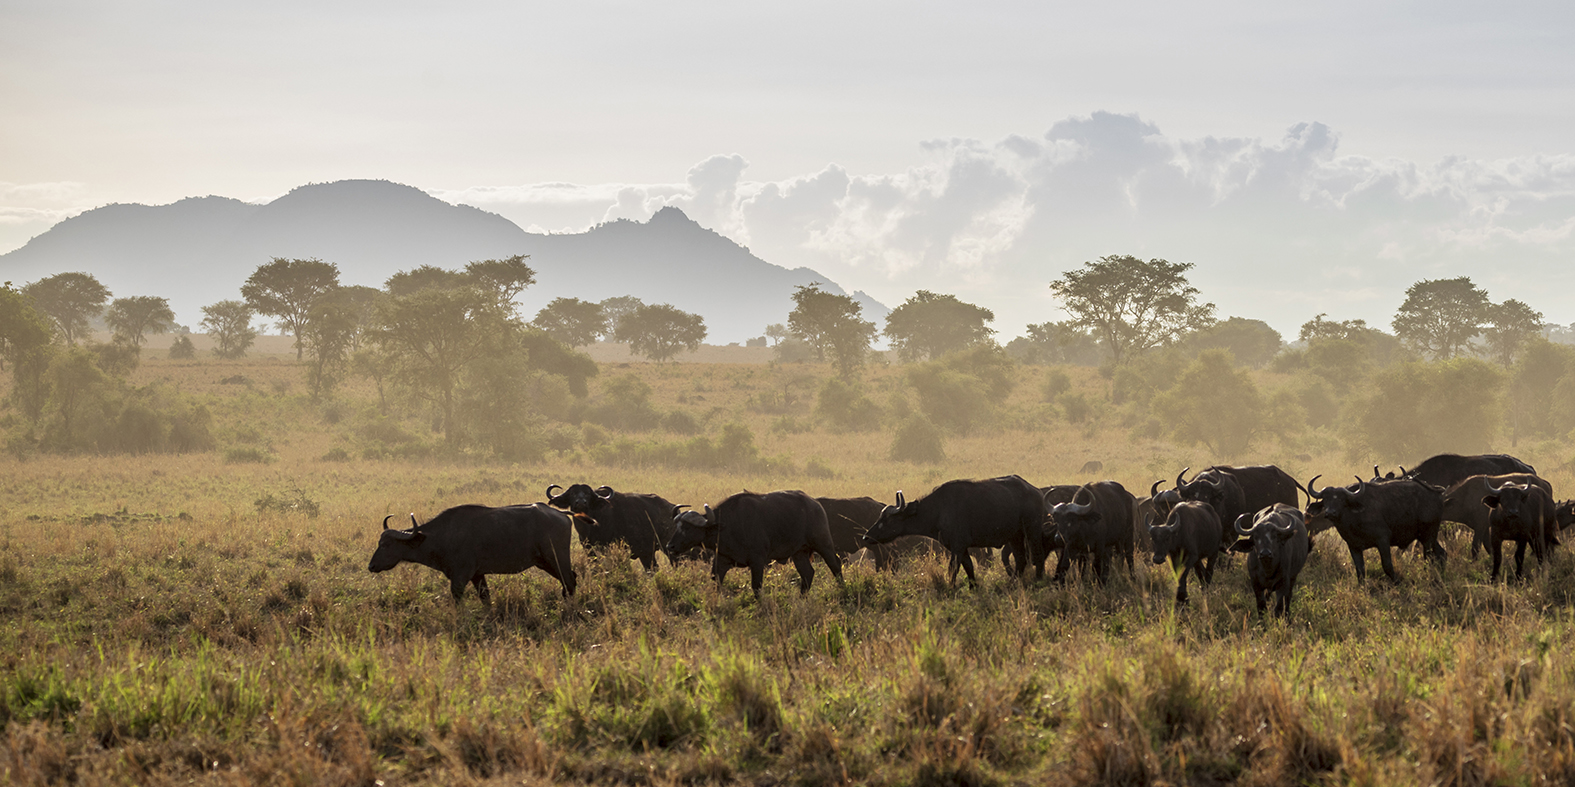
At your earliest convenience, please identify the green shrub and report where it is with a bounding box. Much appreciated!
[1043,367,1072,401]
[224,446,274,464]
[662,410,700,435]
[1060,392,1093,424]
[167,335,196,359]
[815,377,883,431]
[890,414,945,463]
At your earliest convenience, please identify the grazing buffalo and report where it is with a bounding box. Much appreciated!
[1050,481,1136,583]
[1148,501,1222,606]
[1557,500,1575,532]
[546,483,677,571]
[1231,504,1310,617]
[1403,453,1536,490]
[367,504,577,600]
[862,475,1047,587]
[1305,475,1445,582]
[1174,468,1249,549]
[1484,481,1558,581]
[818,496,949,571]
[1439,473,1553,558]
[666,491,842,598]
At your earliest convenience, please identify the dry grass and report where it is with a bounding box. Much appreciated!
[0,352,1572,784]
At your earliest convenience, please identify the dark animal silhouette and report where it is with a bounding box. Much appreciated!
[1231,504,1310,617]
[862,475,1047,587]
[1483,481,1557,581]
[1148,501,1222,606]
[1305,475,1444,582]
[1079,460,1104,474]
[816,495,944,571]
[546,483,676,571]
[1050,481,1136,584]
[367,504,576,600]
[666,490,843,598]
[1439,473,1553,559]
[1402,453,1536,490]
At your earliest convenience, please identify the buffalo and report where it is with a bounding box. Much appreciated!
[1483,481,1557,581]
[1173,465,1299,548]
[1147,501,1222,606]
[1439,473,1553,559]
[1050,481,1136,583]
[816,496,943,571]
[367,504,577,601]
[1558,500,1575,532]
[546,483,677,571]
[666,490,843,598]
[862,475,1047,587]
[1305,475,1445,582]
[1230,504,1310,617]
[1403,453,1536,490]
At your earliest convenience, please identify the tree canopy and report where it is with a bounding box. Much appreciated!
[106,296,176,348]
[788,284,876,378]
[1391,277,1489,360]
[1483,298,1544,366]
[533,297,607,347]
[241,258,341,360]
[1190,317,1282,368]
[615,303,706,363]
[23,272,110,345]
[1048,255,1215,365]
[200,300,257,359]
[882,290,996,362]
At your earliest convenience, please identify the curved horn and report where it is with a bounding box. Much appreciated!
[1373,465,1382,481]
[1234,513,1257,536]
[1176,467,1191,488]
[382,515,393,531]
[1354,477,1366,496]
[1398,466,1407,477]
[545,484,563,499]
[894,491,906,512]
[1486,479,1507,493]
[1150,479,1164,497]
[595,485,614,499]
[1271,515,1296,534]
[1305,475,1325,500]
[671,504,690,517]
[703,504,713,521]
[409,512,419,530]
[1205,474,1223,489]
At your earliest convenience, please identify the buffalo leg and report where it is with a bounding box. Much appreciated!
[1514,541,1529,580]
[954,550,979,587]
[449,572,473,603]
[1347,543,1367,582]
[1275,584,1293,617]
[1175,564,1192,605]
[1253,585,1268,615]
[815,544,844,586]
[636,547,657,573]
[1376,542,1400,583]
[471,574,491,603]
[1200,553,1216,586]
[749,561,766,599]
[792,552,816,594]
[1491,537,1505,581]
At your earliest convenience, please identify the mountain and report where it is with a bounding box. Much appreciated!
[0,179,886,343]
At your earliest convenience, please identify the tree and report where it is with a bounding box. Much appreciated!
[0,283,56,421]
[533,298,607,347]
[464,256,535,314]
[23,272,110,345]
[1008,321,1103,365]
[301,290,360,399]
[1346,358,1503,461]
[385,265,470,296]
[168,335,196,359]
[106,296,176,348]
[369,284,516,443]
[1151,350,1267,457]
[1190,317,1282,368]
[615,303,706,363]
[1483,298,1544,366]
[241,258,341,360]
[200,300,258,359]
[1392,277,1489,360]
[764,324,788,346]
[599,296,646,338]
[787,283,876,378]
[1049,255,1215,366]
[882,290,996,362]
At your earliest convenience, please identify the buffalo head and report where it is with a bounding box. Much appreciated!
[1230,507,1301,568]
[1050,500,1102,551]
[861,491,912,546]
[368,513,426,572]
[1146,513,1175,565]
[665,504,716,557]
[546,483,614,516]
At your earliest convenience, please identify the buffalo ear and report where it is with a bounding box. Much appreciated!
[1230,538,1254,554]
[1483,495,1502,509]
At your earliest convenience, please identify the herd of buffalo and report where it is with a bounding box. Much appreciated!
[366,453,1575,617]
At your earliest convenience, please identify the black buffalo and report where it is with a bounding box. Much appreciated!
[1230,504,1310,617]
[862,475,1047,587]
[1050,481,1136,583]
[666,490,843,598]
[1403,453,1536,490]
[367,504,577,600]
[1439,473,1553,559]
[546,483,677,571]
[1558,500,1575,532]
[1484,481,1557,581]
[817,495,947,571]
[1305,475,1445,582]
[1172,468,1249,549]
[1147,500,1222,606]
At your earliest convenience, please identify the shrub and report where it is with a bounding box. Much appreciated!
[1060,392,1093,424]
[1151,350,1266,458]
[224,446,274,464]
[1344,357,1504,462]
[1043,367,1072,401]
[167,335,196,359]
[815,378,883,432]
[255,488,321,518]
[583,373,663,431]
[662,410,700,435]
[890,414,945,463]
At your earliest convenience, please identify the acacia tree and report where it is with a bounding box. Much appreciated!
[23,272,110,345]
[241,257,341,360]
[882,290,996,362]
[1483,298,1544,366]
[465,256,535,314]
[533,297,607,347]
[106,296,176,348]
[1049,255,1215,366]
[1392,277,1489,360]
[788,283,876,378]
[0,284,56,420]
[200,300,257,359]
[615,303,706,363]
[599,296,646,338]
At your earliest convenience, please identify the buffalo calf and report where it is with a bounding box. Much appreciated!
[1484,482,1557,581]
[1148,501,1222,606]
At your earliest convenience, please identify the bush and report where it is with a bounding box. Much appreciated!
[890,414,945,463]
[662,410,700,435]
[1060,392,1093,424]
[224,446,274,464]
[167,335,196,359]
[1344,357,1504,462]
[584,373,663,431]
[815,378,883,432]
[254,488,321,518]
[1151,350,1266,458]
[905,346,1018,435]
[1043,367,1072,401]
[591,423,786,473]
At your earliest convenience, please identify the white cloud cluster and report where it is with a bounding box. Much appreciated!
[419,115,1575,335]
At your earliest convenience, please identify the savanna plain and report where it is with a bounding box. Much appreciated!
[5,349,1575,787]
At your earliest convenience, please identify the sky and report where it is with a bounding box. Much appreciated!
[4,1,1574,339]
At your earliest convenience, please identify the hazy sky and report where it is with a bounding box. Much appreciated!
[4,1,1574,338]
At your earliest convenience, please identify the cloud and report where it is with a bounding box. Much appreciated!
[430,113,1575,334]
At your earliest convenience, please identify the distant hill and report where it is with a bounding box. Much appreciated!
[0,179,886,343]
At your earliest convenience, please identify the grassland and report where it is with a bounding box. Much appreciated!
[3,350,1575,785]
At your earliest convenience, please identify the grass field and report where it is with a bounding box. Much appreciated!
[2,350,1574,785]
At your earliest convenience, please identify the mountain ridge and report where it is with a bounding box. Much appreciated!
[0,179,887,343]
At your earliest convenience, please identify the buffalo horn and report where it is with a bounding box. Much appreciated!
[672,504,690,517]
[1176,467,1191,488]
[545,484,563,499]
[894,491,906,512]
[1398,466,1408,477]
[1150,479,1163,497]
[382,514,393,531]
[1305,475,1325,500]
[409,512,419,530]
[1234,513,1257,536]
[1270,515,1296,533]
[1486,480,1506,493]
[1354,477,1366,496]
[1204,474,1223,489]
[595,485,614,499]
[1372,465,1381,480]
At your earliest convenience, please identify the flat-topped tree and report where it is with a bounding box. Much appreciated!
[1391,277,1489,360]
[533,297,607,348]
[22,272,110,346]
[788,283,876,379]
[1049,255,1215,366]
[241,257,341,360]
[106,296,176,348]
[615,303,705,363]
[882,290,996,362]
